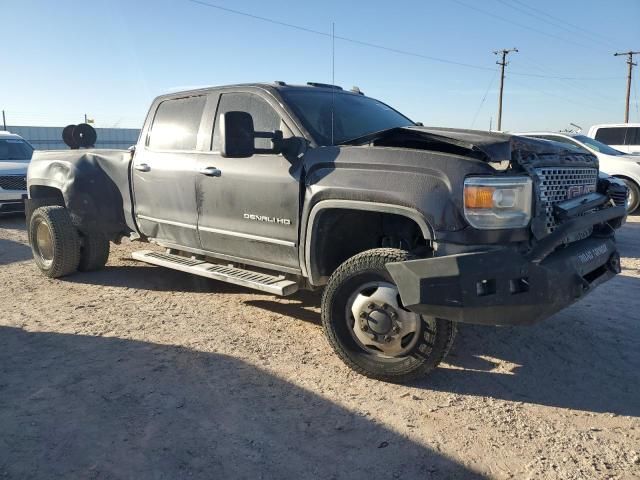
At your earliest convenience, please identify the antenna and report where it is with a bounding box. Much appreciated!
[331,22,335,145]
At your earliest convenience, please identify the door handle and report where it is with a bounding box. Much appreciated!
[199,167,222,177]
[134,163,151,172]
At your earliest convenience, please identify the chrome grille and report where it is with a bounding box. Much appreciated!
[0,175,27,191]
[535,167,598,233]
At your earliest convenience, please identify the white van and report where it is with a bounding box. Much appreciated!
[587,124,640,154]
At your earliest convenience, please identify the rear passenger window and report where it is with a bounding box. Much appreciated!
[148,95,206,150]
[594,127,627,145]
[212,93,288,151]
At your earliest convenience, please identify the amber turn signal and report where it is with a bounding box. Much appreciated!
[464,186,495,209]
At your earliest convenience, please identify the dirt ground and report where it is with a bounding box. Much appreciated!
[0,214,639,480]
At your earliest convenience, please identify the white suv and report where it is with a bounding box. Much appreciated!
[0,131,34,214]
[587,123,640,154]
[519,131,640,213]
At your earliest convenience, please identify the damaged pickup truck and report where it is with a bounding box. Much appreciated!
[26,82,628,382]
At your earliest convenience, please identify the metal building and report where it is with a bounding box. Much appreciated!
[7,125,140,150]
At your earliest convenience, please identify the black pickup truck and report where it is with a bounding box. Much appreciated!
[26,82,627,382]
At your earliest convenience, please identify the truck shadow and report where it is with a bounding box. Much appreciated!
[0,327,481,479]
[63,264,252,294]
[246,278,640,417]
[422,273,640,417]
[0,238,32,265]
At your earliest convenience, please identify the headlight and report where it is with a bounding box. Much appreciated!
[464,176,532,229]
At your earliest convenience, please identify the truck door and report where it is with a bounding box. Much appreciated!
[195,91,303,270]
[132,94,207,248]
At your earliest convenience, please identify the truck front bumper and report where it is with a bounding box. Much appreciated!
[0,192,27,213]
[386,205,625,326]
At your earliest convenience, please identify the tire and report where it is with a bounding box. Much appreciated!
[78,231,110,272]
[621,178,640,213]
[29,206,81,278]
[321,248,456,383]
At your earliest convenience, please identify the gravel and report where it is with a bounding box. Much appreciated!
[1,214,639,479]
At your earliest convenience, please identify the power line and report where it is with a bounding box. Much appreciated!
[185,0,616,81]
[507,77,607,112]
[470,70,498,129]
[450,0,604,52]
[512,56,618,104]
[509,0,620,49]
[493,0,613,52]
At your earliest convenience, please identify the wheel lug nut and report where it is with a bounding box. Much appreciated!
[390,312,397,319]
[392,325,400,333]
[362,324,369,332]
[368,303,375,310]
[359,312,367,318]
[384,335,393,343]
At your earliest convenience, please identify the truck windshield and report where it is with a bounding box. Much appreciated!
[574,135,624,156]
[0,139,34,161]
[281,90,414,146]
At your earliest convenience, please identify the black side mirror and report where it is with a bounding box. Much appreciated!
[220,111,255,158]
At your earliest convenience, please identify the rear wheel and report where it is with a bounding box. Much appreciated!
[621,178,640,213]
[29,206,81,278]
[321,248,456,383]
[78,231,110,272]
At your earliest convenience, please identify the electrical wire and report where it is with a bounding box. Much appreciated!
[449,0,606,53]
[185,0,616,81]
[493,0,615,51]
[470,70,498,129]
[509,0,621,49]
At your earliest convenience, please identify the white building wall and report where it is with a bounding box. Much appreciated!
[8,126,140,150]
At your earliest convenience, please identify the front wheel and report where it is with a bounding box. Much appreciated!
[321,248,456,383]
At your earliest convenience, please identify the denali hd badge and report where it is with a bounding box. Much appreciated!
[243,213,291,225]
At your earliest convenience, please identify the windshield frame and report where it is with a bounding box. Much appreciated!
[0,137,34,161]
[279,89,415,146]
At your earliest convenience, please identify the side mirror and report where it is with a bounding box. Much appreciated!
[220,111,255,158]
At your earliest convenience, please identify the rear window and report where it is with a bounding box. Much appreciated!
[0,138,34,160]
[626,127,640,145]
[594,127,627,145]
[148,95,206,151]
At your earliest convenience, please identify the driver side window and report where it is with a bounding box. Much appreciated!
[211,92,290,151]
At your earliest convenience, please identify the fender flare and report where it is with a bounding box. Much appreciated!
[300,199,434,285]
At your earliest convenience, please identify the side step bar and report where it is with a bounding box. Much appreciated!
[131,250,299,296]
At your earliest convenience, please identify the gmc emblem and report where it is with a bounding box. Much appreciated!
[567,184,596,199]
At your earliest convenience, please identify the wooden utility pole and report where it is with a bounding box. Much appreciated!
[494,48,518,131]
[614,51,639,123]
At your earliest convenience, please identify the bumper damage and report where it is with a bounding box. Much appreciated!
[386,203,626,326]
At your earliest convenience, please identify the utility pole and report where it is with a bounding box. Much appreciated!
[614,51,639,123]
[494,48,518,131]
[1,110,6,131]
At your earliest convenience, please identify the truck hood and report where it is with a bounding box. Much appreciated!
[0,159,30,175]
[357,126,593,166]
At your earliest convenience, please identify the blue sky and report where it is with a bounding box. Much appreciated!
[2,0,639,132]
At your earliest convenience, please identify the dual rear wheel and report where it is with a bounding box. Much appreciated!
[29,206,110,278]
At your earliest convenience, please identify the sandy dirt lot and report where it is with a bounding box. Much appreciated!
[1,214,639,479]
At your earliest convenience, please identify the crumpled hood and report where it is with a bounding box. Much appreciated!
[0,160,30,175]
[370,126,591,165]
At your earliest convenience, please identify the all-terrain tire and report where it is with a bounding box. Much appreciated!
[29,206,81,278]
[321,248,456,383]
[78,232,110,272]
